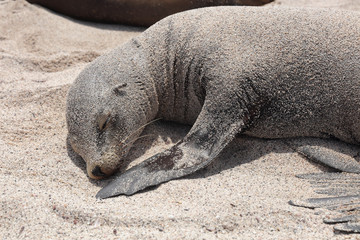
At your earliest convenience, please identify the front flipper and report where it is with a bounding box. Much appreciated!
[96,144,208,198]
[96,96,248,199]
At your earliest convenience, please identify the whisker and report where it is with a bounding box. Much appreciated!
[119,118,161,146]
[133,118,161,135]
[120,134,155,150]
[134,134,155,141]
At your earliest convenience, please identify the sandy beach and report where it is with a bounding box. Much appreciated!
[1,0,359,239]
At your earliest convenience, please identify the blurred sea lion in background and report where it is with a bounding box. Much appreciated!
[26,0,273,26]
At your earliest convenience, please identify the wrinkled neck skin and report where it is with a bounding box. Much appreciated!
[111,36,205,126]
[136,27,206,126]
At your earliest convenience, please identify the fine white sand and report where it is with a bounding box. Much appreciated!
[1,0,358,239]
[269,0,360,11]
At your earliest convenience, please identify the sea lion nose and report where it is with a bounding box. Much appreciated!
[91,165,107,178]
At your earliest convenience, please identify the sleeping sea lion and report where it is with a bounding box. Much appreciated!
[66,6,360,232]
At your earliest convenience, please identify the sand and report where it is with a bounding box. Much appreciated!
[1,0,359,239]
[269,0,360,11]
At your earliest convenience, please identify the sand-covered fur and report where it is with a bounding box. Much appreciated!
[66,7,360,198]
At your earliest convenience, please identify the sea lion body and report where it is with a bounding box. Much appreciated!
[26,0,273,27]
[66,7,360,197]
[140,7,360,142]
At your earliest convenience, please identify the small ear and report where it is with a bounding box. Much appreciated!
[112,83,127,96]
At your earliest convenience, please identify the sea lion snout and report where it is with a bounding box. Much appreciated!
[85,146,130,179]
[91,166,107,178]
[87,163,116,180]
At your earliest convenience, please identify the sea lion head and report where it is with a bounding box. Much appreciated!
[66,60,149,179]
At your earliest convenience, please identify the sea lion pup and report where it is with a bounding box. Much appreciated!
[66,6,360,204]
[26,0,273,27]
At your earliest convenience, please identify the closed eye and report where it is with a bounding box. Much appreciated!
[98,112,111,131]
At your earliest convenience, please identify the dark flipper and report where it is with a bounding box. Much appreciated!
[289,194,360,210]
[96,144,211,198]
[290,172,360,233]
[296,173,360,196]
[96,95,248,199]
[324,214,360,224]
[291,143,360,233]
[334,222,360,233]
[325,212,360,234]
